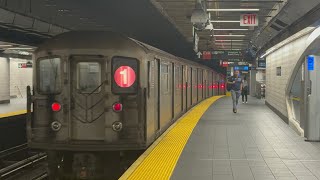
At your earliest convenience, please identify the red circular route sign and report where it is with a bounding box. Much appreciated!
[114,66,136,88]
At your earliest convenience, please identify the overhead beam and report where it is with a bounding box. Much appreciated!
[207,0,284,2]
[257,2,320,56]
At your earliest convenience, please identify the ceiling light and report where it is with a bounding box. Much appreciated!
[214,29,249,31]
[211,20,240,23]
[216,49,242,51]
[0,45,13,47]
[215,40,245,42]
[215,43,245,45]
[213,35,246,37]
[8,47,34,50]
[207,9,259,12]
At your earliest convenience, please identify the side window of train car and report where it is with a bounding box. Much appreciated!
[77,62,101,93]
[38,57,62,94]
[111,56,139,94]
[161,63,170,94]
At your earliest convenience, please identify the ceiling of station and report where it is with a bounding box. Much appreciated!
[0,0,196,61]
[0,0,318,66]
[155,0,283,51]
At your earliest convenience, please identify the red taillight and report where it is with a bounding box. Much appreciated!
[51,102,61,112]
[113,103,123,112]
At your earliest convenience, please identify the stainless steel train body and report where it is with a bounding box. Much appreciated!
[28,31,225,152]
[27,31,225,178]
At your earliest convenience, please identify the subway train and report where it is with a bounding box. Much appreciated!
[26,31,225,179]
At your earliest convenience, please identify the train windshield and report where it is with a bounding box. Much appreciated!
[38,57,61,94]
[76,62,101,93]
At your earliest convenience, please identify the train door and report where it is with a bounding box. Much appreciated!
[146,59,158,140]
[182,65,187,112]
[174,64,182,118]
[187,67,192,108]
[197,69,203,101]
[159,61,173,129]
[192,68,197,105]
[70,56,105,140]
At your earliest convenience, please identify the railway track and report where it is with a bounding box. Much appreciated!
[0,144,47,180]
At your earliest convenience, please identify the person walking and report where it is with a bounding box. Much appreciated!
[227,70,242,113]
[242,76,248,104]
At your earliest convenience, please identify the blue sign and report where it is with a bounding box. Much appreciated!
[234,66,249,71]
[308,56,314,71]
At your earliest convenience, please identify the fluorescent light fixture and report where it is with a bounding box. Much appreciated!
[216,49,242,50]
[214,29,249,31]
[215,43,245,45]
[215,40,245,42]
[8,47,34,50]
[0,45,13,47]
[213,35,246,37]
[207,9,259,12]
[211,20,240,23]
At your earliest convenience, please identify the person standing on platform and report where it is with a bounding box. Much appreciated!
[227,70,242,113]
[242,76,248,104]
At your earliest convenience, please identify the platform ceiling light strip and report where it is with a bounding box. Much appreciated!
[215,40,245,42]
[0,45,13,47]
[214,29,249,31]
[213,35,246,37]
[8,47,34,50]
[207,9,260,12]
[211,20,240,23]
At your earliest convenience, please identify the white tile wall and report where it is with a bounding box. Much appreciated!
[0,57,10,102]
[9,58,33,98]
[266,33,310,118]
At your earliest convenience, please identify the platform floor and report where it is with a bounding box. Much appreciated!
[0,98,26,117]
[172,97,320,180]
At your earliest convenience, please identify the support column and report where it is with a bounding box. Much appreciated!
[250,69,257,97]
[0,57,10,104]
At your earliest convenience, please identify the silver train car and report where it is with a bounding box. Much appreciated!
[27,31,225,179]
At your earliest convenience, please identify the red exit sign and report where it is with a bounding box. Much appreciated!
[240,14,258,26]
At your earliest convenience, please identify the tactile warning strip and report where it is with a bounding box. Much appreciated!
[120,96,223,180]
[0,110,27,118]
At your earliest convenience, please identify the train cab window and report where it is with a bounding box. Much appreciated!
[38,57,61,94]
[77,62,101,93]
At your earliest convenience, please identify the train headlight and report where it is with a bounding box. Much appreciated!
[51,121,62,131]
[112,121,123,132]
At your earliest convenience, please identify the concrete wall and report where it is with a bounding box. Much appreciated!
[9,58,33,98]
[0,57,10,103]
[266,33,310,119]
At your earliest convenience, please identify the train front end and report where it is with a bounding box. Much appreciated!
[26,32,146,179]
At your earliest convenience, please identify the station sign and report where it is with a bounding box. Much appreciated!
[258,60,266,68]
[234,66,249,71]
[18,62,32,68]
[307,55,314,71]
[222,61,228,67]
[212,50,243,57]
[202,51,211,60]
[240,14,258,26]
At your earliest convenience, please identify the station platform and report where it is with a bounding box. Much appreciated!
[0,98,27,118]
[121,96,320,180]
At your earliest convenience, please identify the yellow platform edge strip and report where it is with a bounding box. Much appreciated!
[0,110,27,118]
[119,96,224,180]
